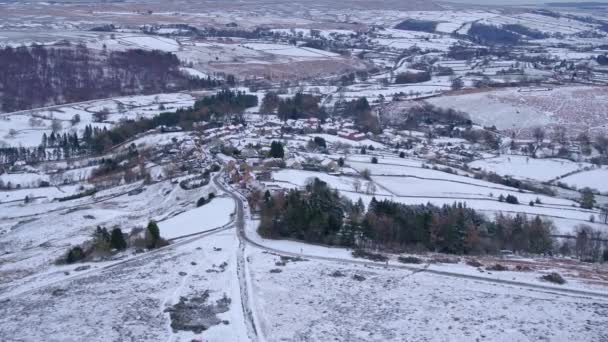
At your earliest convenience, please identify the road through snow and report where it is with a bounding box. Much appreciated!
[213,174,261,342]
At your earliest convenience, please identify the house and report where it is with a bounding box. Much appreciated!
[338,129,366,141]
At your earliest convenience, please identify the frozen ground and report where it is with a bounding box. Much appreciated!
[248,248,608,342]
[0,230,249,342]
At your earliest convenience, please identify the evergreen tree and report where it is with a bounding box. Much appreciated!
[110,227,127,250]
[580,188,595,209]
[269,141,284,159]
[264,190,271,203]
[146,221,161,249]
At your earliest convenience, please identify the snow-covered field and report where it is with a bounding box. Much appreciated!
[248,248,608,342]
[428,87,608,136]
[560,168,608,193]
[242,43,339,58]
[271,169,391,196]
[267,159,601,234]
[469,155,591,183]
[2,3,608,340]
[0,230,248,342]
[159,197,235,239]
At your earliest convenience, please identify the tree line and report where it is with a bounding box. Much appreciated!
[258,178,562,256]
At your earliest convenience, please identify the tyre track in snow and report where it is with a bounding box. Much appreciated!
[213,175,260,342]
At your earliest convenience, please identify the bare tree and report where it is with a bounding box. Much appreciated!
[532,126,545,144]
[93,108,110,123]
[361,168,371,180]
[594,133,608,157]
[353,179,362,193]
[552,125,567,145]
[71,114,81,126]
[600,206,608,224]
[365,181,377,195]
[51,119,62,133]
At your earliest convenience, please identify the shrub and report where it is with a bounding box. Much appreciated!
[371,157,378,164]
[432,257,460,264]
[541,272,565,284]
[399,151,405,158]
[395,71,431,84]
[57,189,97,202]
[330,270,346,277]
[92,226,111,253]
[361,169,371,180]
[486,264,509,271]
[352,274,366,281]
[466,259,483,267]
[505,195,519,204]
[352,249,388,262]
[398,256,422,264]
[66,246,86,264]
[313,136,327,148]
[209,192,216,200]
[197,197,207,207]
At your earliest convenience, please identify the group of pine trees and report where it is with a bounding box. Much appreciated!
[64,221,166,264]
[0,125,113,165]
[258,178,556,256]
